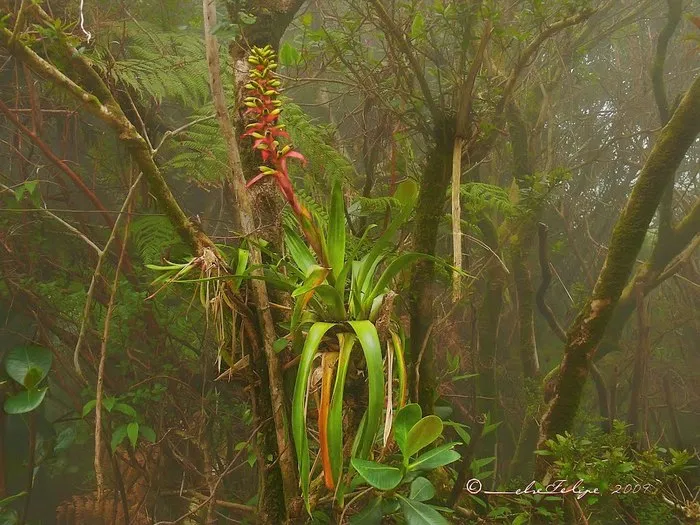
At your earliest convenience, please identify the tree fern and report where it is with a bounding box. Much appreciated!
[160,109,228,187]
[459,182,515,217]
[130,214,184,264]
[90,22,212,108]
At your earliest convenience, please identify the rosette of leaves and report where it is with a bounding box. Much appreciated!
[261,177,439,511]
[2,345,52,414]
[349,404,461,525]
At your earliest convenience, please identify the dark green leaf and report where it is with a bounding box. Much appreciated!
[410,477,435,502]
[140,425,156,443]
[398,495,448,525]
[4,388,47,414]
[351,458,402,490]
[349,496,383,524]
[82,400,97,417]
[273,337,289,353]
[409,444,461,471]
[4,346,52,388]
[111,425,127,453]
[127,422,139,449]
[113,403,137,418]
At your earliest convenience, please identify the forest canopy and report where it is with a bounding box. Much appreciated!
[0,1,699,524]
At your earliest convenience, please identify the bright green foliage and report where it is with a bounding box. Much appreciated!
[348,404,460,524]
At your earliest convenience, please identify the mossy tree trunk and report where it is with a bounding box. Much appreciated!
[409,116,455,413]
[536,74,700,476]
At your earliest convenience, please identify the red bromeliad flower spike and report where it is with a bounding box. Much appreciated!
[242,45,325,263]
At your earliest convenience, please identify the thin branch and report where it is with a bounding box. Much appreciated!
[367,0,440,121]
[0,98,114,228]
[0,182,101,255]
[73,174,143,380]
[95,192,132,504]
[497,10,595,114]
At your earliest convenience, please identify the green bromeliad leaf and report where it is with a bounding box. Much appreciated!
[347,321,384,460]
[328,333,356,490]
[291,322,335,510]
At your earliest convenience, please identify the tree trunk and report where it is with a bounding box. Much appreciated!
[202,2,298,519]
[409,117,454,413]
[536,74,700,476]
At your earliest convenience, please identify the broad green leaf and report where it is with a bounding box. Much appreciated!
[103,397,116,412]
[410,477,435,502]
[327,179,346,281]
[114,403,137,418]
[347,321,384,459]
[111,425,127,453]
[127,422,139,449]
[4,346,52,388]
[394,404,422,459]
[512,513,530,525]
[291,322,335,510]
[54,427,76,452]
[4,388,47,414]
[406,415,443,457]
[82,400,97,417]
[398,495,448,525]
[471,456,496,470]
[409,443,461,471]
[351,458,402,490]
[394,179,418,209]
[328,333,356,488]
[279,42,301,66]
[410,13,425,39]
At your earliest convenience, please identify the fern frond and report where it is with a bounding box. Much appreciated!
[459,182,515,217]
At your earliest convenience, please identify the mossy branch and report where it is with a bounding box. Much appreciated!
[0,22,212,256]
[536,73,700,475]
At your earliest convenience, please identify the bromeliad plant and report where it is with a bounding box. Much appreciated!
[242,45,450,511]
